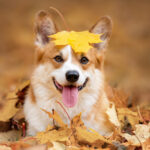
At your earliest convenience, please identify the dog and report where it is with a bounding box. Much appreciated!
[24,10,113,136]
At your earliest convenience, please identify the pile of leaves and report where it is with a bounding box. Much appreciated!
[0,81,149,150]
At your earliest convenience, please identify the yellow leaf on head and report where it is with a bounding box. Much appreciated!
[49,31,103,53]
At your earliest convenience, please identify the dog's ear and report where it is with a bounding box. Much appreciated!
[35,10,57,48]
[90,16,112,51]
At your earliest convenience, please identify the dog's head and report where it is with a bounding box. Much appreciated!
[33,11,112,108]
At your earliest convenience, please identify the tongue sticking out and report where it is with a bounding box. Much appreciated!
[62,86,78,108]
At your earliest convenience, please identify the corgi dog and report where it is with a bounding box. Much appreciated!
[24,10,113,136]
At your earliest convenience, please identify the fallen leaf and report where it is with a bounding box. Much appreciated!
[0,80,29,122]
[0,99,19,122]
[117,108,139,130]
[71,113,84,128]
[36,127,71,145]
[75,127,114,148]
[121,124,150,146]
[106,102,120,127]
[41,109,66,127]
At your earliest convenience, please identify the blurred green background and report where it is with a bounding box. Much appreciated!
[0,0,150,104]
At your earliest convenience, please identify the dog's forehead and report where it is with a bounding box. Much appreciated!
[61,45,72,57]
[60,45,89,58]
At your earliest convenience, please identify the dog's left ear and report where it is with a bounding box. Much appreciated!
[90,16,112,51]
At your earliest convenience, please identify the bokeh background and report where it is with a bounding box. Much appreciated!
[0,0,150,104]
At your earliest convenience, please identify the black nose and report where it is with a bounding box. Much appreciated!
[66,70,79,83]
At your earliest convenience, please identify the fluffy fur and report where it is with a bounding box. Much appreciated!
[24,10,113,136]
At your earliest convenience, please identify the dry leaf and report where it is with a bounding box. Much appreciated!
[0,99,19,122]
[71,113,84,128]
[36,127,71,145]
[117,108,139,130]
[121,124,150,146]
[75,127,113,148]
[0,80,29,122]
[106,102,120,127]
[41,109,66,127]
[7,80,30,101]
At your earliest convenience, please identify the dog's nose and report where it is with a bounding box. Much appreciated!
[66,70,79,83]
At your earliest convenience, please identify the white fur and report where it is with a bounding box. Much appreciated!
[24,45,110,136]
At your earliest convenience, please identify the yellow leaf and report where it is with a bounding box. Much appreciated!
[6,80,30,100]
[36,127,71,145]
[71,112,85,128]
[117,108,139,129]
[0,99,19,122]
[76,127,113,148]
[41,109,66,127]
[49,31,103,53]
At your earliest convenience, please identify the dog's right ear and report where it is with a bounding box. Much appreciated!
[35,10,57,48]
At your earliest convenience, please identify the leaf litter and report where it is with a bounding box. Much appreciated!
[0,81,149,150]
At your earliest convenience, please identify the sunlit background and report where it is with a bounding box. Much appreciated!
[0,0,150,104]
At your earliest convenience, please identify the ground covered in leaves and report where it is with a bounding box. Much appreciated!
[0,82,149,150]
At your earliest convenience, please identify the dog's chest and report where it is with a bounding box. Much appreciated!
[38,91,98,125]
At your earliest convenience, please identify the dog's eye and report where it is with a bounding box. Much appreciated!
[80,57,89,64]
[54,55,64,63]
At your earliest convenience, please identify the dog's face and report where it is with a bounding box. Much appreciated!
[33,11,112,108]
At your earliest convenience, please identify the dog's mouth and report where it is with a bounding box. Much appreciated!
[52,77,88,108]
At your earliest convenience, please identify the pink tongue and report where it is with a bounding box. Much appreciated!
[62,86,78,108]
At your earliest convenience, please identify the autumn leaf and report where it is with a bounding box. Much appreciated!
[36,127,71,145]
[121,124,150,146]
[75,127,111,146]
[117,108,139,130]
[49,31,103,53]
[71,113,85,128]
[106,102,120,127]
[0,99,19,122]
[41,109,66,127]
